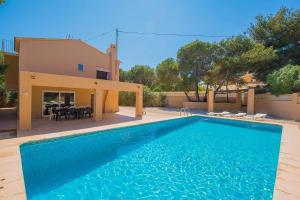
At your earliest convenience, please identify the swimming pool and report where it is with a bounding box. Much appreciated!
[20,116,282,199]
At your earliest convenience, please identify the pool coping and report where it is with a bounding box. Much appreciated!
[0,115,299,199]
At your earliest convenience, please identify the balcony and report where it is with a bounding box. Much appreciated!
[0,39,16,54]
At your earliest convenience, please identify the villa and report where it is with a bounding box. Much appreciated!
[3,37,143,131]
[1,37,300,200]
[2,1,300,199]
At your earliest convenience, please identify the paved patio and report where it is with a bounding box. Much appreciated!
[18,107,183,137]
[0,107,17,131]
[0,107,17,140]
[0,107,300,199]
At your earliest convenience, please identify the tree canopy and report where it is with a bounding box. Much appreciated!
[119,6,299,101]
[156,58,179,91]
[119,65,156,88]
[177,40,220,101]
[249,7,300,50]
[249,7,300,78]
[212,36,253,86]
[267,64,300,95]
[119,68,129,82]
[241,43,278,81]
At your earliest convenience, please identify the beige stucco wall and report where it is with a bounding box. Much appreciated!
[255,93,300,120]
[165,91,300,120]
[4,54,19,91]
[104,90,119,112]
[164,92,241,112]
[181,101,241,112]
[31,87,121,119]
[214,103,241,112]
[163,92,193,108]
[19,71,143,129]
[215,92,242,112]
[183,102,207,109]
[15,38,122,124]
[18,39,117,80]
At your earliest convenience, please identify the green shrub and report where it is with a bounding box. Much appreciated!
[267,64,300,95]
[7,91,18,106]
[119,86,167,107]
[158,92,167,107]
[119,91,136,106]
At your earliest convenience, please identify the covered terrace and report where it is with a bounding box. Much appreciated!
[19,71,143,131]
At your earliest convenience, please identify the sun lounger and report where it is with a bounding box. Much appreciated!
[254,113,267,119]
[244,113,267,120]
[222,114,233,117]
[207,111,232,117]
[219,111,231,116]
[235,112,247,117]
[207,112,217,116]
[244,115,254,119]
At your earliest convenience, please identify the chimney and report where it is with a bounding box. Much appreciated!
[108,44,119,81]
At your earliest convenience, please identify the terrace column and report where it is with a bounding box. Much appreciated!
[94,88,103,121]
[208,90,214,112]
[104,90,119,113]
[19,72,32,130]
[236,91,242,110]
[247,88,255,114]
[135,87,143,118]
[109,44,117,81]
[292,93,300,120]
[107,44,119,112]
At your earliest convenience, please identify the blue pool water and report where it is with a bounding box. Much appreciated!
[20,117,282,199]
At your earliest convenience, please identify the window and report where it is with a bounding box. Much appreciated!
[44,92,59,106]
[42,91,75,116]
[60,92,75,106]
[96,70,109,80]
[78,64,84,72]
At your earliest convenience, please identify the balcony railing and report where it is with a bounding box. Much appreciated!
[0,39,16,54]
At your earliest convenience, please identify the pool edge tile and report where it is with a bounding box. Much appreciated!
[273,124,300,200]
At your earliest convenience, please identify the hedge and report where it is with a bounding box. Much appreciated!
[119,86,167,107]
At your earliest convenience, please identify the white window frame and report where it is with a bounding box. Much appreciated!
[96,66,110,72]
[42,90,76,117]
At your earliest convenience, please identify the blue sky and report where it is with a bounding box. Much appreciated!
[0,0,298,70]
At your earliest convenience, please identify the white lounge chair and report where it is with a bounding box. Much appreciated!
[235,112,247,117]
[254,113,267,120]
[244,113,267,120]
[219,111,231,116]
[207,112,217,116]
[214,111,232,118]
[223,114,234,117]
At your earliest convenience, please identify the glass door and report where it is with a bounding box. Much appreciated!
[43,92,59,116]
[42,91,75,116]
[60,92,75,107]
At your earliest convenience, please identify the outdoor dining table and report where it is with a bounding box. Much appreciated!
[52,106,93,121]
